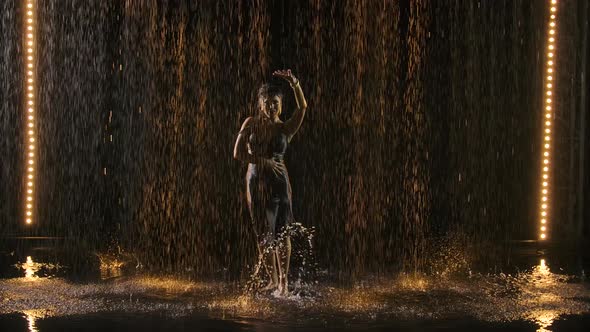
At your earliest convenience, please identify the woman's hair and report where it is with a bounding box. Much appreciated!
[257,83,283,105]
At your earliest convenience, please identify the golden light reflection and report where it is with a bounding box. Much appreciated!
[533,259,557,331]
[98,254,124,279]
[23,256,39,280]
[535,311,557,332]
[24,311,39,332]
[538,0,558,241]
[23,0,36,225]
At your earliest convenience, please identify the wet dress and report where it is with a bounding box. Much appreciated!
[242,121,294,244]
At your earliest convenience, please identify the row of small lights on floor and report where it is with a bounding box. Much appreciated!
[540,0,558,240]
[24,0,36,225]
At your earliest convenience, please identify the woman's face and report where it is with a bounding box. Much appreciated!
[260,95,282,120]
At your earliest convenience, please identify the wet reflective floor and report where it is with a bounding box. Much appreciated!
[1,237,589,331]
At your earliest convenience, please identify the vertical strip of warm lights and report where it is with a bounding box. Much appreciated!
[24,0,37,225]
[539,0,558,240]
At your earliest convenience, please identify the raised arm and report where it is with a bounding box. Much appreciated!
[273,69,307,141]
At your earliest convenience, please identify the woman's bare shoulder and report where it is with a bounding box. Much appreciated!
[240,116,256,131]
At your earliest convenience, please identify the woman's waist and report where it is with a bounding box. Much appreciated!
[247,162,289,177]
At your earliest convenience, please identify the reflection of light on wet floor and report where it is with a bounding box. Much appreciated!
[98,256,123,280]
[26,312,37,332]
[536,311,556,332]
[0,259,588,324]
[533,258,556,332]
[23,256,38,280]
[22,310,45,332]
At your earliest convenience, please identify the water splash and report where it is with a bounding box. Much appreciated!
[245,222,317,297]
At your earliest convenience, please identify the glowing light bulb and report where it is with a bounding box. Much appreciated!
[542,196,547,201]
[545,136,550,141]
[543,174,548,179]
[549,45,554,50]
[542,204,547,209]
[547,83,552,88]
[543,167,548,172]
[541,211,547,217]
[545,121,551,126]
[541,226,546,231]
[548,68,553,73]
[543,181,548,187]
[544,143,550,149]
[548,75,553,80]
[545,128,551,134]
[541,219,546,223]
[546,98,552,103]
[26,219,32,224]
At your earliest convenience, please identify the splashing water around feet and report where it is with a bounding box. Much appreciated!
[246,222,318,298]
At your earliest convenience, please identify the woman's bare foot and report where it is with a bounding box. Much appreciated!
[276,279,289,296]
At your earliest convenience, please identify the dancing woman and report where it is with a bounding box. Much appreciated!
[233,69,307,295]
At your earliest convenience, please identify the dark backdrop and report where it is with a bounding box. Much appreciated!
[1,0,588,278]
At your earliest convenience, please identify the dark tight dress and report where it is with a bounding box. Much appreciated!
[245,127,293,245]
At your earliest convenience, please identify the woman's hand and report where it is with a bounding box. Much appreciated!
[261,157,286,176]
[273,69,297,85]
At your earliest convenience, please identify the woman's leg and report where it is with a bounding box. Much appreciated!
[275,198,293,295]
[263,202,280,289]
[248,174,277,289]
[278,236,291,295]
